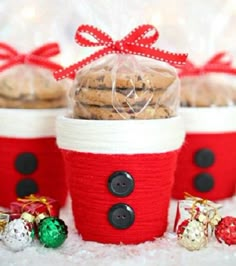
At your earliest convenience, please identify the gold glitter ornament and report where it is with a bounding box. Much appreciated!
[177,219,208,251]
[0,212,10,239]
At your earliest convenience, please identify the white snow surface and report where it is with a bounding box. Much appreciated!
[0,197,236,266]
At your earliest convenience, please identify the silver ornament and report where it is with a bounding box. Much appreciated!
[178,220,208,251]
[2,218,34,251]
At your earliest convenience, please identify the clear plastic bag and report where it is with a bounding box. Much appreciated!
[70,54,179,120]
[56,0,184,120]
[151,0,236,108]
[0,65,67,109]
[0,0,70,109]
[180,73,236,107]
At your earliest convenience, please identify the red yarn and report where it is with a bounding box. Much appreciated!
[61,149,179,244]
[173,132,236,200]
[0,137,67,207]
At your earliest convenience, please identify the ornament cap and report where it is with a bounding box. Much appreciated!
[21,212,35,223]
[0,212,10,222]
[0,212,10,236]
[35,213,48,225]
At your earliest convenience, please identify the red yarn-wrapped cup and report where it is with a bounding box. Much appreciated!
[57,117,185,244]
[173,107,236,200]
[0,109,67,207]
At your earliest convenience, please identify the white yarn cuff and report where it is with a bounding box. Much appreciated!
[180,107,236,133]
[56,116,185,154]
[0,108,66,138]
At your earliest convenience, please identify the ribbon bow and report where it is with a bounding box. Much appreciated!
[0,42,62,72]
[184,192,209,212]
[17,194,53,216]
[54,24,188,80]
[179,52,236,77]
[184,192,221,228]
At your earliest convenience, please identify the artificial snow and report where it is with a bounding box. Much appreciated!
[1,197,236,266]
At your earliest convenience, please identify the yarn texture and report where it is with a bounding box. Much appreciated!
[62,150,179,244]
[0,137,67,207]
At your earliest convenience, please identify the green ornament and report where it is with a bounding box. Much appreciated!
[38,217,68,248]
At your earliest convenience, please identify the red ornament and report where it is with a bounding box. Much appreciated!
[215,216,236,245]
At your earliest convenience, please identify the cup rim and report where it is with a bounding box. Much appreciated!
[180,106,236,133]
[56,115,185,154]
[0,108,66,138]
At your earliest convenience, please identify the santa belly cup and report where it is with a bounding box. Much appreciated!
[172,53,236,200]
[0,42,69,207]
[173,107,236,200]
[0,109,67,207]
[57,117,185,244]
[54,24,187,244]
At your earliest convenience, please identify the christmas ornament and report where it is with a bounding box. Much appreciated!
[37,215,68,248]
[194,205,222,235]
[0,212,10,239]
[208,212,222,227]
[11,194,60,218]
[215,216,236,245]
[177,219,208,251]
[2,212,35,251]
[174,192,222,232]
[176,193,223,251]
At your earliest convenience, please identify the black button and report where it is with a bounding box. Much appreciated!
[108,171,134,197]
[194,148,215,168]
[108,203,135,229]
[16,178,39,197]
[15,152,38,175]
[194,173,214,192]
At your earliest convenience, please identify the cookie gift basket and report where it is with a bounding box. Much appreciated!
[0,43,68,207]
[55,24,187,244]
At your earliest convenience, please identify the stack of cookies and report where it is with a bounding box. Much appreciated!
[71,63,178,120]
[0,65,67,109]
[0,64,68,207]
[180,74,236,107]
